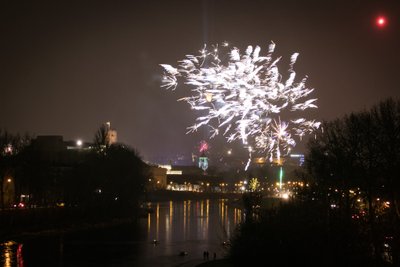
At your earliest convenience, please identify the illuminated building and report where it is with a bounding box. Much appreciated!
[198,152,209,171]
[164,165,223,192]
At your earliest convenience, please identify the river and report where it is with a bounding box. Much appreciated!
[0,199,243,267]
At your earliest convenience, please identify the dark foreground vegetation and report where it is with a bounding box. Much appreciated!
[229,198,390,267]
[227,98,400,267]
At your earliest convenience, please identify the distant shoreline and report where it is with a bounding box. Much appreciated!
[144,190,244,202]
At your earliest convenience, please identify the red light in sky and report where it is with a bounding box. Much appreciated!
[376,16,387,28]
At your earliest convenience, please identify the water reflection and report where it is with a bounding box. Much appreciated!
[0,199,243,267]
[0,241,24,267]
[145,199,242,251]
[137,199,244,266]
[1,241,14,267]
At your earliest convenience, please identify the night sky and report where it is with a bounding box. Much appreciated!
[1,0,400,163]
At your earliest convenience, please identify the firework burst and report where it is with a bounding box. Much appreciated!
[160,41,320,168]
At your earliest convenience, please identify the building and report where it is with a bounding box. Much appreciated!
[148,166,167,190]
[163,165,224,192]
[198,152,209,171]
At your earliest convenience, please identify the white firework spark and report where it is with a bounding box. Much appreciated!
[160,42,320,168]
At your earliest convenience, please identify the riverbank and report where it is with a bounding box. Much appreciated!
[144,190,243,202]
[0,206,140,242]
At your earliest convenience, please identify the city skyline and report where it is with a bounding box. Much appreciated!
[1,0,399,162]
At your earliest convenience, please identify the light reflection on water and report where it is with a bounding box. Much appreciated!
[0,241,24,267]
[146,199,241,244]
[0,199,243,267]
[138,199,242,266]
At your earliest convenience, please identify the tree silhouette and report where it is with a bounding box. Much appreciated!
[93,123,110,153]
[306,98,400,264]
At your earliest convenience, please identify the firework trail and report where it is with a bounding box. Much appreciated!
[160,41,320,169]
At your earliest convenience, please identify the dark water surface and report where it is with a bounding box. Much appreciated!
[1,199,243,267]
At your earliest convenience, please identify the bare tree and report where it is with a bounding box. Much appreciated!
[93,124,110,153]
